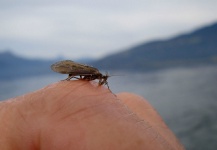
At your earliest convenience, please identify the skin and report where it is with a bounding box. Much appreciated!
[0,80,185,150]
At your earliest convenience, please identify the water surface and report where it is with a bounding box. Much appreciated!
[1,65,217,150]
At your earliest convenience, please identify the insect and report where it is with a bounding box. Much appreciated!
[51,60,109,88]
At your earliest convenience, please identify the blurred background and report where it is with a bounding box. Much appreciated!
[1,0,217,149]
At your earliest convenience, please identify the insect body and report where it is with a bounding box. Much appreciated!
[51,60,109,88]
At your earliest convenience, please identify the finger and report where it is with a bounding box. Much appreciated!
[116,92,185,150]
[116,92,167,127]
[0,80,116,149]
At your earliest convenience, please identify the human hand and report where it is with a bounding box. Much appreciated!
[0,80,184,150]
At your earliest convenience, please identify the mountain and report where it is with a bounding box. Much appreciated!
[1,22,217,79]
[0,51,96,80]
[0,51,55,79]
[92,22,217,71]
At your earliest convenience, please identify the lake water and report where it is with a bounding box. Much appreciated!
[1,65,217,150]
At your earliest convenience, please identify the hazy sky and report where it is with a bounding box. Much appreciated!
[0,0,217,59]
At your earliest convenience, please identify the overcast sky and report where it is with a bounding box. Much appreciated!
[0,0,217,59]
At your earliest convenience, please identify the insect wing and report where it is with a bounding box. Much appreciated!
[51,60,99,75]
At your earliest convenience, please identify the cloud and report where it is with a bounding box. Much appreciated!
[0,0,217,59]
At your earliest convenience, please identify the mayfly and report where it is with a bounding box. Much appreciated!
[51,60,109,88]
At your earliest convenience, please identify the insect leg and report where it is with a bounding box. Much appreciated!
[98,75,109,89]
[100,79,109,89]
[105,82,110,89]
[65,74,74,80]
[65,74,80,80]
[98,77,102,85]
